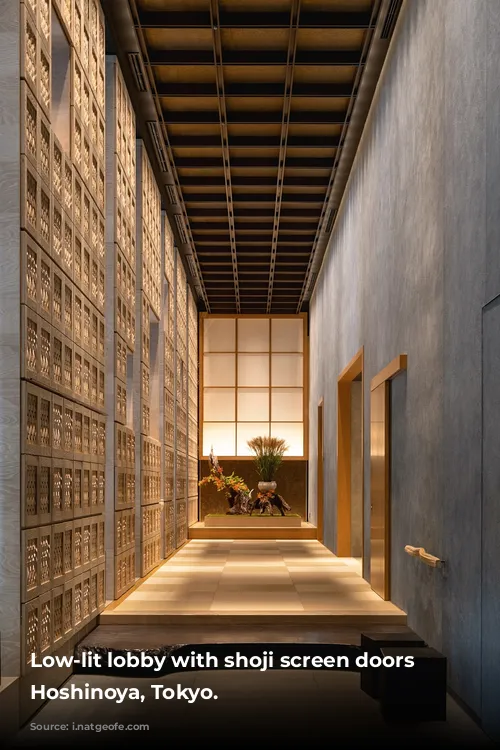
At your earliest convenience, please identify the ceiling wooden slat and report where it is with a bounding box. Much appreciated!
[128,0,393,312]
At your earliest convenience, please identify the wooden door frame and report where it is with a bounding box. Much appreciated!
[337,348,364,558]
[369,354,408,600]
[317,399,324,542]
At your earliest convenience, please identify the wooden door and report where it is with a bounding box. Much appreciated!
[370,380,390,599]
[317,400,324,542]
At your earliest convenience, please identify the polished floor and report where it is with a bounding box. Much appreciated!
[105,540,405,618]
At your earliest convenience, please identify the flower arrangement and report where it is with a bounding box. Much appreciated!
[247,435,288,482]
[198,464,249,496]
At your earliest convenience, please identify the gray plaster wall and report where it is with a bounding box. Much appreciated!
[308,0,500,729]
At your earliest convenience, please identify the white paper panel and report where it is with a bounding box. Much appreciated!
[203,423,235,457]
[237,388,269,421]
[237,318,269,352]
[271,318,303,352]
[204,353,236,386]
[204,318,236,352]
[237,423,270,456]
[271,422,303,456]
[271,388,303,421]
[237,354,269,387]
[204,388,235,421]
[271,353,303,387]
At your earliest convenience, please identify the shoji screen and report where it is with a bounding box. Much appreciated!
[201,316,306,458]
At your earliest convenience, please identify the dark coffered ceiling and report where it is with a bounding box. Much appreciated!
[105,0,402,312]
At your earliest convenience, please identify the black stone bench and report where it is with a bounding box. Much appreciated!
[360,630,426,698]
[379,646,447,721]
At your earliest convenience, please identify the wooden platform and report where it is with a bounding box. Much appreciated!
[189,521,317,539]
[204,514,302,528]
[99,540,406,626]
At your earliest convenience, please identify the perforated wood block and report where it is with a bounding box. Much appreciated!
[39,588,52,656]
[81,568,92,626]
[21,382,51,457]
[141,503,161,542]
[72,572,84,632]
[90,564,98,617]
[51,584,64,649]
[73,518,83,574]
[21,596,40,672]
[73,461,83,518]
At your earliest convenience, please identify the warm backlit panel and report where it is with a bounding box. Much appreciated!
[203,422,236,457]
[271,318,303,352]
[237,388,269,422]
[271,388,303,422]
[203,353,236,387]
[271,422,303,456]
[236,422,270,456]
[237,318,269,352]
[203,388,235,421]
[271,353,303,387]
[201,316,306,457]
[237,354,269,387]
[204,318,235,352]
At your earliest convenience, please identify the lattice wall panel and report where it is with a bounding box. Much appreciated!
[135,141,162,574]
[21,0,106,671]
[105,57,137,599]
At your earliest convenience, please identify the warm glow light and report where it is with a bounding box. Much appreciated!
[237,388,269,421]
[203,388,235,421]
[237,354,269,387]
[204,353,236,386]
[238,318,269,352]
[236,422,270,456]
[271,354,303,387]
[271,422,303,456]
[271,318,303,352]
[203,422,235,456]
[204,318,235,352]
[271,388,303,421]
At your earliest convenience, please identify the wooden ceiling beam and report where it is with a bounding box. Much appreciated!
[150,49,362,66]
[183,175,329,187]
[176,156,333,168]
[171,134,339,148]
[164,110,348,124]
[138,10,372,29]
[157,82,353,97]
[187,193,324,203]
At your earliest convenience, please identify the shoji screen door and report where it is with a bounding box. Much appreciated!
[200,315,307,459]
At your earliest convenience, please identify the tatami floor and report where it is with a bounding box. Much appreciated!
[105,540,405,618]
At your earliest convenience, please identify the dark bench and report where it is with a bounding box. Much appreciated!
[360,631,426,698]
[379,646,447,721]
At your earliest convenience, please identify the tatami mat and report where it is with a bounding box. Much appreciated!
[106,540,405,618]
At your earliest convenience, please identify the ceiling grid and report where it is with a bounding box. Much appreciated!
[112,0,401,312]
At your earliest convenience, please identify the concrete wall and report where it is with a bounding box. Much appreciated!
[308,0,500,732]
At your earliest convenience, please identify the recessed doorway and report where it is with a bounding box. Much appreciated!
[337,349,364,572]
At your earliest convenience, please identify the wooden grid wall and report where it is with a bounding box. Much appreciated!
[135,142,162,577]
[187,288,199,526]
[104,58,136,599]
[175,252,188,546]
[20,0,107,674]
